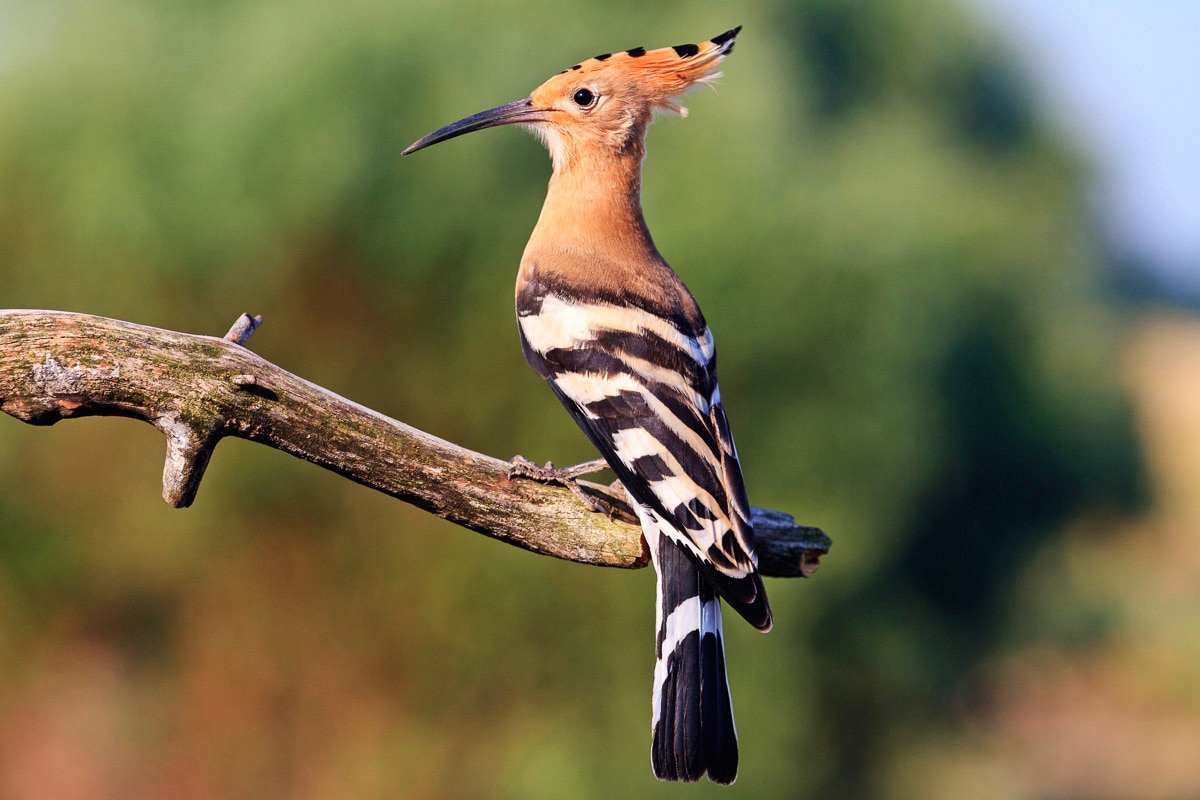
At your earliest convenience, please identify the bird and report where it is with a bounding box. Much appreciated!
[403,26,770,784]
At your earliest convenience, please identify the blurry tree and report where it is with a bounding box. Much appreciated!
[0,0,1140,798]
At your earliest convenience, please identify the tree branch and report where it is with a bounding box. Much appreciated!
[0,310,830,578]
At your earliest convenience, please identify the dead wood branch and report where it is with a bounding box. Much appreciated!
[0,310,830,577]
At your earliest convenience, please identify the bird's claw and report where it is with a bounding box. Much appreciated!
[507,456,613,515]
[507,456,609,482]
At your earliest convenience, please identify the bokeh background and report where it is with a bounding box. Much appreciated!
[0,1,1196,797]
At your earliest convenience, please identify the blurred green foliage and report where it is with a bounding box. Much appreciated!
[0,0,1140,797]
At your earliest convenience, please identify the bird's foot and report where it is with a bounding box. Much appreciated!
[507,456,613,515]
[507,456,609,482]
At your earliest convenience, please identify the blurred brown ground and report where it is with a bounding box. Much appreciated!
[888,314,1200,800]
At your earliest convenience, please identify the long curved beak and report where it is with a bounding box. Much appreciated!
[402,98,545,155]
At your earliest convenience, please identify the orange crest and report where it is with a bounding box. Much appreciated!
[403,27,743,162]
[540,26,741,118]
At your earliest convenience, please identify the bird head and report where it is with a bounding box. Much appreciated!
[403,27,741,169]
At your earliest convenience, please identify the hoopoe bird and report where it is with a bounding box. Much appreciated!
[404,26,770,784]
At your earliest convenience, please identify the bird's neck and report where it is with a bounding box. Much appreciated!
[526,143,659,263]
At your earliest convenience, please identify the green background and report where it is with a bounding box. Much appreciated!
[1,0,1182,797]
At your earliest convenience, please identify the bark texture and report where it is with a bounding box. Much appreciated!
[0,310,830,577]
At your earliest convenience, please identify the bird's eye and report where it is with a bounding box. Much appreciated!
[572,88,596,108]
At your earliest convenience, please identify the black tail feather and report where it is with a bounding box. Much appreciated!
[700,605,738,784]
[650,535,738,784]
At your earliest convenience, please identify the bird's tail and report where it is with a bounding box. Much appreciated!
[645,516,738,784]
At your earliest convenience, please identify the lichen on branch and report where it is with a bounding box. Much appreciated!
[0,309,830,577]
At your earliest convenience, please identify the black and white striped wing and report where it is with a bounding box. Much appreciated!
[518,284,772,631]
